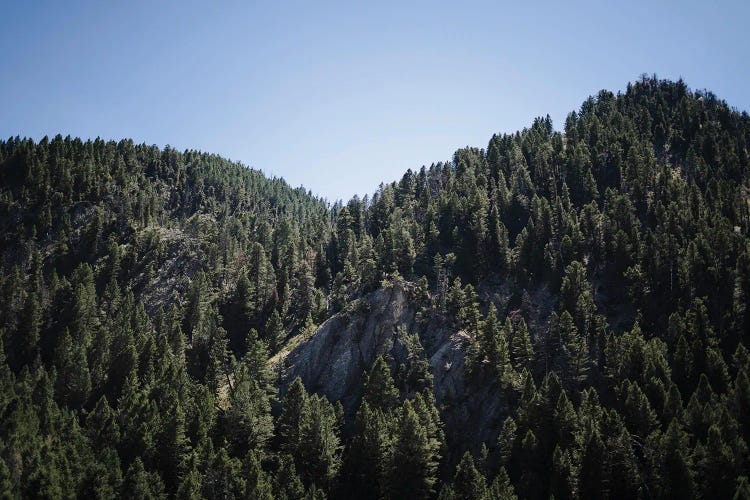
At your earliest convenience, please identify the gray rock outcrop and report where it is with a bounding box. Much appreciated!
[277,281,511,453]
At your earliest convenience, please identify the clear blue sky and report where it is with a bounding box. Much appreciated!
[1,1,748,202]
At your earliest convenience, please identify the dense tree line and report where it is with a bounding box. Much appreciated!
[0,76,749,497]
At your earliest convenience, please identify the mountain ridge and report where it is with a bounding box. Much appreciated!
[0,76,749,498]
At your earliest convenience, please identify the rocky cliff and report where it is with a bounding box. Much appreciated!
[276,281,513,454]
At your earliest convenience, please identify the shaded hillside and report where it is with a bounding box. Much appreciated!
[1,76,750,498]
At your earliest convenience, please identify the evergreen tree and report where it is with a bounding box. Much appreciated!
[345,401,392,499]
[86,395,120,450]
[70,263,100,350]
[496,416,517,467]
[275,455,306,500]
[452,451,487,500]
[225,340,274,455]
[510,317,533,371]
[265,309,284,354]
[650,419,696,499]
[175,456,203,500]
[696,424,738,499]
[11,289,41,370]
[487,467,517,500]
[243,451,274,500]
[278,377,309,458]
[390,400,439,499]
[117,371,158,467]
[202,448,245,499]
[363,356,400,412]
[122,458,166,500]
[54,328,91,409]
[299,395,341,489]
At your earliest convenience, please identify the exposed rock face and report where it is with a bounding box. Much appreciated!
[280,284,417,410]
[278,281,511,453]
[129,226,203,315]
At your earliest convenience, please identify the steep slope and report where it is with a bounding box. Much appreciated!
[0,77,749,498]
[277,277,560,455]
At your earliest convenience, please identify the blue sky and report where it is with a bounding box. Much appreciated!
[1,1,748,202]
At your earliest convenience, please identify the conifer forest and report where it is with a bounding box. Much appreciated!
[1,77,750,498]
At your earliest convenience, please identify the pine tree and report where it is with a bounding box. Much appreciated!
[209,330,231,397]
[663,383,684,426]
[606,423,642,499]
[550,445,575,500]
[363,356,400,412]
[243,451,274,500]
[265,309,284,354]
[390,400,439,499]
[117,371,158,467]
[452,452,487,500]
[651,419,696,499]
[517,430,543,499]
[11,289,41,369]
[459,284,481,338]
[81,448,124,499]
[175,455,203,500]
[275,454,306,500]
[510,317,533,371]
[674,334,694,392]
[730,368,750,437]
[122,457,166,499]
[86,395,120,450]
[696,424,737,499]
[622,380,658,437]
[411,390,445,476]
[54,328,91,409]
[107,291,138,398]
[202,448,245,499]
[24,443,67,499]
[557,311,589,388]
[89,315,112,398]
[553,391,578,450]
[576,419,607,500]
[70,263,100,349]
[226,356,274,455]
[487,467,517,500]
[477,304,511,382]
[299,395,341,489]
[227,270,254,350]
[345,401,392,499]
[155,399,188,495]
[497,416,517,467]
[560,260,589,315]
[278,377,309,457]
[184,271,209,339]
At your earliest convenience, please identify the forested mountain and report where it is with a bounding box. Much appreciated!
[1,76,749,498]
